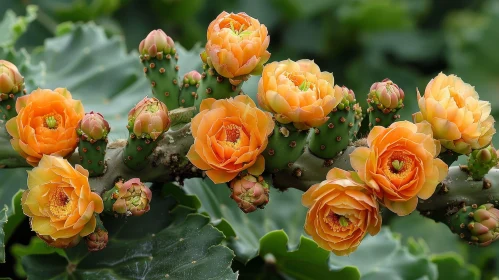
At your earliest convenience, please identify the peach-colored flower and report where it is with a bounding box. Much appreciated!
[302,168,382,256]
[350,121,448,216]
[187,95,274,183]
[6,88,84,166]
[205,11,270,84]
[413,73,495,154]
[21,155,104,248]
[257,59,341,129]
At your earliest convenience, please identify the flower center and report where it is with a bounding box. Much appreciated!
[44,115,61,129]
[49,187,73,218]
[382,151,415,180]
[221,124,242,148]
[325,212,354,232]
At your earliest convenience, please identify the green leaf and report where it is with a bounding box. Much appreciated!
[329,228,438,280]
[11,237,66,278]
[183,178,307,263]
[258,230,360,280]
[0,169,28,263]
[430,253,480,280]
[22,187,237,280]
[0,5,37,47]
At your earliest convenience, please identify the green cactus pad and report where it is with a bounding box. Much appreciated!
[0,85,25,121]
[194,66,242,111]
[309,107,354,159]
[123,134,161,171]
[179,80,198,107]
[367,106,401,130]
[263,122,309,173]
[78,138,107,176]
[141,53,180,110]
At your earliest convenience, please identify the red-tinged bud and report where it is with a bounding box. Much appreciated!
[139,29,176,58]
[183,70,202,86]
[369,79,404,110]
[104,178,153,217]
[77,111,110,141]
[229,175,269,213]
[127,97,170,140]
[468,204,499,246]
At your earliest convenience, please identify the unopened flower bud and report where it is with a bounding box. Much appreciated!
[369,79,404,110]
[469,204,499,246]
[139,29,176,58]
[229,175,269,213]
[467,146,499,180]
[77,111,110,141]
[107,178,152,216]
[0,60,23,96]
[183,70,202,87]
[85,228,108,252]
[127,97,170,140]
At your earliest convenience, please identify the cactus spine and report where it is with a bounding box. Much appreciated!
[76,112,110,176]
[0,60,25,121]
[123,97,171,171]
[179,70,201,107]
[367,79,404,129]
[263,122,309,172]
[308,86,355,159]
[139,30,180,110]
[193,52,243,110]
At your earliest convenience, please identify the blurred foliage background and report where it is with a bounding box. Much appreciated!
[1,0,499,279]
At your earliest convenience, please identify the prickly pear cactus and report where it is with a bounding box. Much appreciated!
[194,62,243,110]
[139,30,180,110]
[0,60,25,121]
[367,79,404,129]
[179,70,201,107]
[76,112,110,176]
[309,86,355,159]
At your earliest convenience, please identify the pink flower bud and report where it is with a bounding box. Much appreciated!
[183,70,202,86]
[229,175,269,213]
[0,60,23,94]
[77,111,110,140]
[128,97,170,140]
[112,178,152,216]
[85,228,108,252]
[139,29,176,58]
[369,79,404,109]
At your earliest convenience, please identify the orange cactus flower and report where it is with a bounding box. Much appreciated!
[21,155,104,248]
[205,11,270,84]
[187,95,274,184]
[302,168,382,256]
[413,73,495,154]
[350,121,448,216]
[6,88,84,166]
[257,59,342,130]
